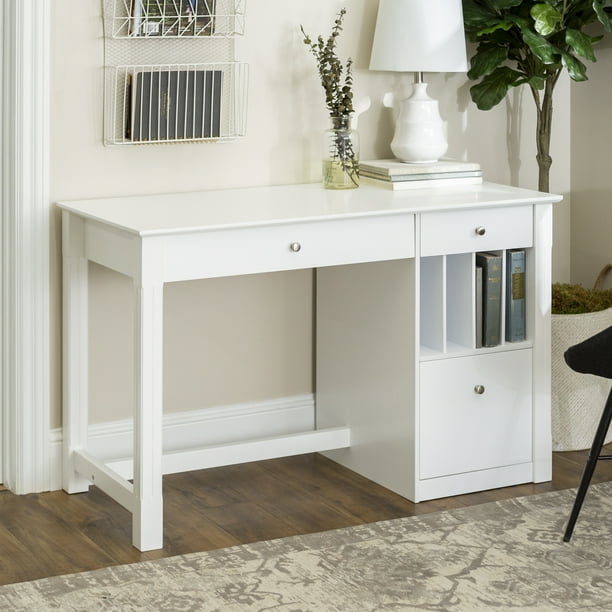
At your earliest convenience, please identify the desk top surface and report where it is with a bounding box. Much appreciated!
[57,182,562,237]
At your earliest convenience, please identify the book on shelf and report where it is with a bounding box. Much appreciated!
[359,158,481,178]
[130,0,215,37]
[128,69,222,142]
[505,249,526,342]
[476,252,502,348]
[475,264,483,349]
[360,175,482,190]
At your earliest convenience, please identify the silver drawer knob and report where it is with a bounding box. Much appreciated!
[289,242,302,253]
[475,226,486,236]
[474,385,485,395]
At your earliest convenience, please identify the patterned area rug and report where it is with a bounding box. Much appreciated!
[2,483,612,611]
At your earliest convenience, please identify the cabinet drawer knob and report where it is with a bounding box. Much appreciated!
[289,242,302,253]
[474,384,486,395]
[475,226,486,236]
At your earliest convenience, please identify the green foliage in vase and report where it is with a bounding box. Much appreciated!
[463,0,612,192]
[301,9,359,188]
[301,8,354,118]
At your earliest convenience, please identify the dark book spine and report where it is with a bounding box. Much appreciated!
[476,252,502,347]
[475,264,483,348]
[505,249,526,342]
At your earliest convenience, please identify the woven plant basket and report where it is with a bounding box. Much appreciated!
[551,265,612,451]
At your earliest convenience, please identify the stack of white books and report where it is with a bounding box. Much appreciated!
[359,159,482,190]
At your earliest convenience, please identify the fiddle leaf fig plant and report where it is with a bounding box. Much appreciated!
[463,0,612,192]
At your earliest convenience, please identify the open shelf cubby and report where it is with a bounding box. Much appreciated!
[419,249,533,359]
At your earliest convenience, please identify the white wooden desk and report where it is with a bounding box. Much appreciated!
[59,182,561,551]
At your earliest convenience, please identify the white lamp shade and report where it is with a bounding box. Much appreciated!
[369,0,468,73]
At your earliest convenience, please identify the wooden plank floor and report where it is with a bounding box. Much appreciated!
[0,449,610,586]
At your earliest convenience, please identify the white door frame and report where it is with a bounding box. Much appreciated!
[2,0,52,493]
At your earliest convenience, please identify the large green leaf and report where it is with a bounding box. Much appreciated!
[531,4,562,36]
[470,66,524,110]
[468,44,509,79]
[477,20,516,35]
[593,0,612,32]
[561,52,588,80]
[462,0,497,27]
[565,28,597,60]
[528,75,546,90]
[473,49,508,80]
[520,27,559,63]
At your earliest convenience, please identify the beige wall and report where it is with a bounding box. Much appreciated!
[571,38,612,290]
[49,0,572,427]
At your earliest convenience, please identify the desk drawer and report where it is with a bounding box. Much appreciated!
[419,349,533,479]
[162,213,415,282]
[420,206,532,256]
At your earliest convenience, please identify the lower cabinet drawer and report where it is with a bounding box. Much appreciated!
[419,349,532,479]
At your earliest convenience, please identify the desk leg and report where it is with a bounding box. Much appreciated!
[62,213,91,494]
[132,282,164,551]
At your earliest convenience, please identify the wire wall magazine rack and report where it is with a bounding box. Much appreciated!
[103,0,248,145]
[110,0,246,38]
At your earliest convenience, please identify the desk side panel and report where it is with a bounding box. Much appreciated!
[316,259,417,500]
[532,202,553,482]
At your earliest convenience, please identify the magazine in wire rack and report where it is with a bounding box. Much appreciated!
[127,68,223,141]
[129,0,216,37]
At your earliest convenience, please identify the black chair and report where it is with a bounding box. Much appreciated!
[563,325,612,542]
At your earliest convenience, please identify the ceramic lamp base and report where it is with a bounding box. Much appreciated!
[391,82,447,163]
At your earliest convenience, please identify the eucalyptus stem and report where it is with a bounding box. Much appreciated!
[300,8,354,117]
[302,9,358,188]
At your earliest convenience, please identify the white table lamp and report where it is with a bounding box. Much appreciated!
[369,0,468,163]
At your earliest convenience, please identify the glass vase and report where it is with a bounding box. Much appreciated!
[322,115,360,190]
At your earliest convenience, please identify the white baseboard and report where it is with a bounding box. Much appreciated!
[49,394,315,491]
